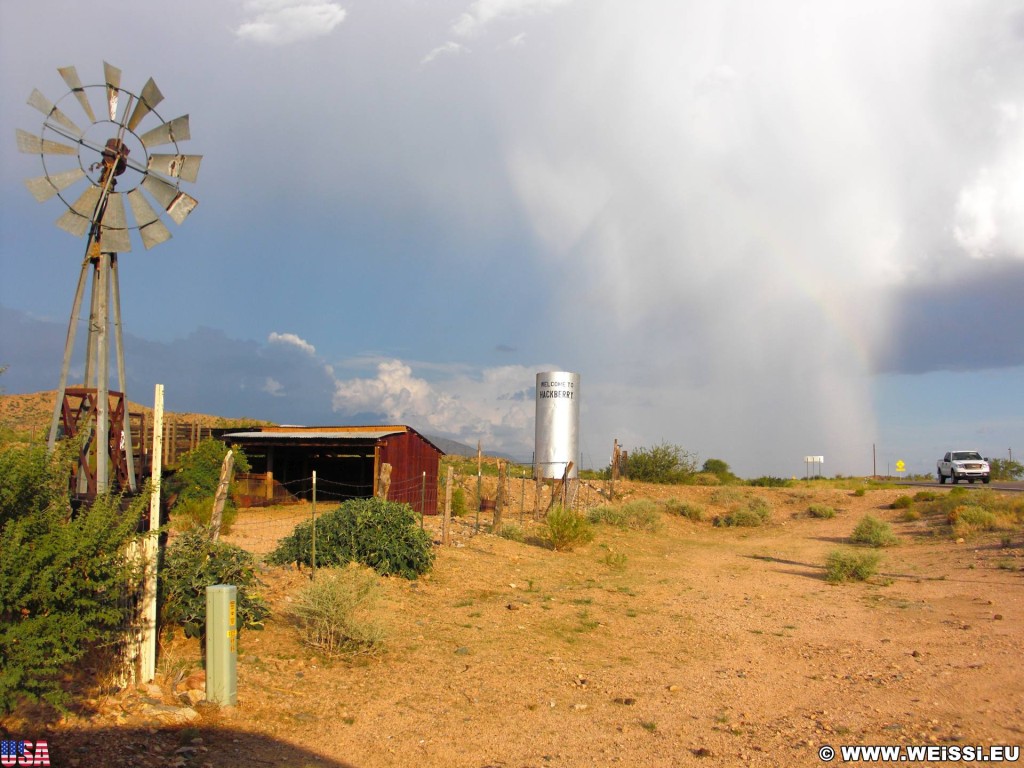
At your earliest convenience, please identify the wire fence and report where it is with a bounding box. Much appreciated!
[216,467,612,558]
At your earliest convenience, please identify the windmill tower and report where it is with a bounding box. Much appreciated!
[17,63,201,496]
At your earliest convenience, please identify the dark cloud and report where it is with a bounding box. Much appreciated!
[0,307,337,424]
[873,258,1024,374]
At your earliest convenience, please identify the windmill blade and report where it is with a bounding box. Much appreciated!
[126,78,164,131]
[127,189,172,249]
[16,128,77,155]
[57,65,97,123]
[147,153,202,183]
[142,174,198,224]
[24,168,86,202]
[98,193,132,252]
[27,89,84,139]
[104,61,121,121]
[55,186,101,237]
[139,115,190,149]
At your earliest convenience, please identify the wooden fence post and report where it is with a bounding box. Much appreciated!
[443,466,453,545]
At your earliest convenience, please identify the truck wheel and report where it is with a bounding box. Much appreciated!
[983,476,991,484]
[936,473,944,484]
[951,473,958,484]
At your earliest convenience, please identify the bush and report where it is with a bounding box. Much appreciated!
[912,491,938,502]
[160,529,269,640]
[269,498,434,579]
[623,443,698,484]
[587,500,662,532]
[825,549,882,583]
[0,442,146,712]
[850,515,899,547]
[290,565,385,656]
[498,523,526,542]
[691,472,722,486]
[807,504,836,519]
[890,495,913,510]
[700,458,739,484]
[716,498,773,527]
[451,487,467,517]
[662,499,705,521]
[749,476,791,488]
[852,488,866,497]
[948,505,999,537]
[898,508,921,522]
[163,439,250,536]
[546,505,593,551]
[171,495,238,535]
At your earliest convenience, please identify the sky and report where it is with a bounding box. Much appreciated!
[1,0,1022,478]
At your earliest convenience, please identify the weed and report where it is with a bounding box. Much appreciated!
[715,497,773,527]
[807,504,836,519]
[850,515,899,547]
[498,524,526,542]
[641,721,657,732]
[546,505,594,551]
[825,549,882,583]
[600,550,628,570]
[663,499,705,521]
[948,505,999,538]
[290,564,385,656]
[912,491,938,502]
[853,488,866,497]
[898,508,921,522]
[890,495,913,510]
[587,500,662,532]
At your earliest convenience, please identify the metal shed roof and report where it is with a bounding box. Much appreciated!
[222,429,401,441]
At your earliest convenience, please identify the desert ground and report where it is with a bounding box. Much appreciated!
[4,477,1022,768]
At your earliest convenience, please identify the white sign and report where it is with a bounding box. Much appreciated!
[803,456,824,463]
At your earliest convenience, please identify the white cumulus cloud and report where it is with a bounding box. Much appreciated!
[236,0,347,45]
[954,102,1024,259]
[332,359,539,454]
[268,332,316,356]
[422,41,470,65]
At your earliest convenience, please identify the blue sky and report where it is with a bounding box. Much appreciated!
[1,0,1022,477]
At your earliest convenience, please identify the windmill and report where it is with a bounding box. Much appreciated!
[17,63,201,496]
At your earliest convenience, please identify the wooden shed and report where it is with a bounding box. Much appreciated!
[221,425,444,515]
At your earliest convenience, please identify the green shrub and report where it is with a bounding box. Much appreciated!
[546,505,593,551]
[912,491,938,502]
[0,441,146,712]
[948,505,999,537]
[898,507,921,522]
[623,443,698,484]
[163,439,250,536]
[289,564,385,656]
[749,476,791,487]
[807,504,836,519]
[171,496,238,535]
[716,498,772,527]
[269,498,434,579]
[700,459,739,484]
[890,495,913,510]
[691,473,721,486]
[825,549,881,583]
[662,499,704,521]
[587,500,662,531]
[160,529,269,640]
[853,488,866,497]
[451,487,467,517]
[498,523,526,542]
[850,515,898,547]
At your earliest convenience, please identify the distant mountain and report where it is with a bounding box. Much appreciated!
[425,434,517,462]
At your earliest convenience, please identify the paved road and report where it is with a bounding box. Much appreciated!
[897,480,1024,492]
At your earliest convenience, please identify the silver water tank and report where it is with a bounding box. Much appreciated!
[534,371,579,479]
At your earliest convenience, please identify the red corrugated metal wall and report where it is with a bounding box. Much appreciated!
[379,430,441,515]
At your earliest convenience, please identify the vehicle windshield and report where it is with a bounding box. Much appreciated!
[952,452,982,461]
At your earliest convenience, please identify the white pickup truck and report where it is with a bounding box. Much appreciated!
[937,451,991,484]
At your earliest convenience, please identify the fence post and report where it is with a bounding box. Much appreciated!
[420,471,426,528]
[443,466,453,545]
[139,383,163,682]
[311,470,317,579]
